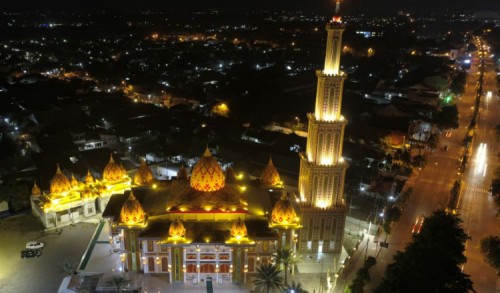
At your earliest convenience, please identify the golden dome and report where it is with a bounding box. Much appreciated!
[103,154,126,182]
[225,166,237,183]
[168,218,186,238]
[31,181,41,197]
[84,170,94,184]
[190,148,225,192]
[70,174,79,188]
[120,192,146,226]
[134,160,154,186]
[230,218,247,239]
[177,165,188,180]
[50,165,72,194]
[271,193,299,227]
[260,158,281,186]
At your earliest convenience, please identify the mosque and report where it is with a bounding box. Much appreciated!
[30,7,349,285]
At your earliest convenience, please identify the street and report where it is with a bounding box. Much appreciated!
[0,214,95,293]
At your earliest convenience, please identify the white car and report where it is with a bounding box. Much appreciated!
[26,241,44,250]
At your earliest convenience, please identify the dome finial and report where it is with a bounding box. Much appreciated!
[109,153,115,163]
[203,146,211,157]
[56,163,62,174]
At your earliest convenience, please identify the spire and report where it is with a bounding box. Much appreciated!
[335,0,340,14]
[203,146,211,157]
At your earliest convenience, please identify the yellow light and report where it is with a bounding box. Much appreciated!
[152,184,157,189]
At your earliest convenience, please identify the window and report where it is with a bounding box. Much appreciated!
[148,257,155,272]
[318,240,323,253]
[87,207,93,214]
[200,264,215,273]
[219,263,230,273]
[147,241,154,252]
[186,263,197,273]
[247,257,254,272]
[262,241,269,252]
[161,257,168,272]
[307,241,312,250]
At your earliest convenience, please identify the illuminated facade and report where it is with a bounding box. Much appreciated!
[103,148,283,284]
[30,154,133,228]
[298,12,348,253]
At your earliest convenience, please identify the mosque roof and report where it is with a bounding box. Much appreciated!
[190,148,225,192]
[271,193,300,228]
[119,192,146,226]
[103,154,126,182]
[50,165,72,194]
[31,181,42,196]
[134,160,154,186]
[260,158,281,187]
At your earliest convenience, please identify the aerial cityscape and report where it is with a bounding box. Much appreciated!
[0,0,499,293]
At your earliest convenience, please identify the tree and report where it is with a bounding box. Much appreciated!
[253,263,284,293]
[272,247,299,285]
[58,258,78,276]
[437,105,459,129]
[374,210,474,293]
[479,236,500,273]
[382,206,402,237]
[0,176,30,212]
[282,281,309,293]
[107,274,129,293]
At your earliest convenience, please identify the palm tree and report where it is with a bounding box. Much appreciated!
[283,281,309,293]
[58,258,78,276]
[272,247,299,285]
[253,263,284,293]
[107,274,129,293]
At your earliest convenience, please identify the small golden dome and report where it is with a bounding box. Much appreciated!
[260,157,281,186]
[177,165,188,180]
[84,170,94,184]
[50,165,72,194]
[230,218,247,239]
[31,181,41,197]
[190,148,225,192]
[120,192,146,225]
[70,174,79,188]
[169,218,186,238]
[225,166,237,183]
[134,160,154,186]
[103,154,126,182]
[271,193,298,227]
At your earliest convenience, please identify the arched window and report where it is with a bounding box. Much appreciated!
[247,257,254,272]
[186,263,197,273]
[148,257,155,272]
[200,263,215,273]
[220,263,230,273]
[161,257,168,272]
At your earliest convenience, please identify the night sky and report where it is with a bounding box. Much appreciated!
[2,0,500,13]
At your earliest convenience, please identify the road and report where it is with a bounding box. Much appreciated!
[0,214,95,293]
[358,41,499,293]
[460,40,500,293]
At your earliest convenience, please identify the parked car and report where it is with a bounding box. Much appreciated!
[21,249,41,258]
[26,241,44,250]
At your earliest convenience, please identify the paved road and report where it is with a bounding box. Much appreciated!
[460,41,500,293]
[360,42,499,293]
[0,214,95,293]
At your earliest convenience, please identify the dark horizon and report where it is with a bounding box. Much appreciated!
[2,0,500,14]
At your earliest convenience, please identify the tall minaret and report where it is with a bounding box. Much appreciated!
[297,5,347,254]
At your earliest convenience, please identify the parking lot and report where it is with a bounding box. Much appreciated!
[0,214,95,293]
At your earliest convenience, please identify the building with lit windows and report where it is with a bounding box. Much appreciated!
[30,154,132,228]
[298,13,348,254]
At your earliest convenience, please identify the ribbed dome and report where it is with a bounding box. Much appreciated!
[230,218,247,239]
[50,165,72,194]
[120,192,146,226]
[190,148,225,192]
[134,160,154,186]
[31,181,41,197]
[103,154,126,182]
[84,170,94,184]
[260,158,281,186]
[177,165,188,180]
[70,174,79,188]
[271,193,298,226]
[168,218,186,238]
[225,166,237,183]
